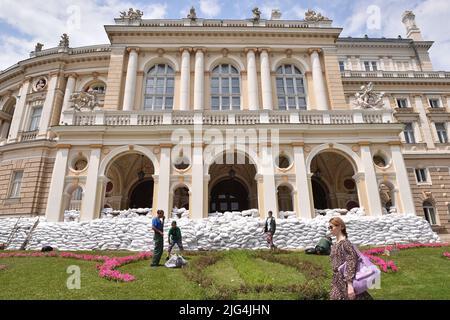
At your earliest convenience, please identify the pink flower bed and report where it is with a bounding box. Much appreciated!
[361,243,450,273]
[0,251,152,282]
[444,252,450,259]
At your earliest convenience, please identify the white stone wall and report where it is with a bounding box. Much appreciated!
[0,209,441,252]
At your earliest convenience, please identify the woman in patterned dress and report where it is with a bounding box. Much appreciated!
[329,217,373,300]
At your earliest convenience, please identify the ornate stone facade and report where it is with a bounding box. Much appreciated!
[0,11,448,234]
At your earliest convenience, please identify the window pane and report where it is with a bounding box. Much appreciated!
[157,64,165,74]
[278,98,286,110]
[288,97,296,109]
[211,97,220,110]
[222,97,230,109]
[154,97,163,109]
[298,97,307,109]
[149,66,156,75]
[144,98,153,109]
[232,97,240,108]
[276,78,284,88]
[285,65,292,74]
[165,97,173,109]
[230,66,238,74]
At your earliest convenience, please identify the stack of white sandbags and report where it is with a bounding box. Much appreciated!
[64,210,80,222]
[0,208,441,252]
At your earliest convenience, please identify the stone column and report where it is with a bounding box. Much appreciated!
[45,145,70,222]
[246,48,260,110]
[260,49,273,110]
[193,48,205,111]
[123,47,139,111]
[37,72,59,139]
[191,143,204,219]
[261,145,277,217]
[293,143,314,219]
[390,143,416,214]
[157,145,172,215]
[360,144,383,216]
[180,48,191,111]
[8,78,31,143]
[81,146,102,221]
[309,49,329,111]
[60,73,78,119]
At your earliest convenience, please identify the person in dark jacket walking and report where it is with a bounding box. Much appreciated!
[263,211,277,250]
[166,221,184,260]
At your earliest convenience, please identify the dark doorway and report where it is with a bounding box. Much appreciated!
[210,179,249,212]
[312,178,329,210]
[129,179,154,209]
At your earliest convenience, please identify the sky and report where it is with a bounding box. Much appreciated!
[0,0,449,72]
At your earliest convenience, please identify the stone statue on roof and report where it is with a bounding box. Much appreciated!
[305,9,328,22]
[119,8,144,21]
[35,43,44,52]
[59,34,69,48]
[187,6,197,21]
[353,82,385,110]
[252,7,262,22]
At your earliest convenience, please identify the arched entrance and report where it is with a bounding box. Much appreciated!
[312,178,329,210]
[103,152,155,210]
[208,152,258,213]
[129,179,154,209]
[310,151,359,210]
[173,186,190,210]
[277,185,294,212]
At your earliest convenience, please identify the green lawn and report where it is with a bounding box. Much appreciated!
[0,247,449,300]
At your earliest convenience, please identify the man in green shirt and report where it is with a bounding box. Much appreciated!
[166,221,184,260]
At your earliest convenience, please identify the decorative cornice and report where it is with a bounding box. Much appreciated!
[127,47,141,53]
[307,48,322,55]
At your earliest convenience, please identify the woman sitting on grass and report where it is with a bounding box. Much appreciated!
[329,217,373,300]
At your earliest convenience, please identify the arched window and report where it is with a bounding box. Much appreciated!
[84,81,106,94]
[211,64,240,111]
[144,64,175,110]
[276,65,307,110]
[423,200,437,225]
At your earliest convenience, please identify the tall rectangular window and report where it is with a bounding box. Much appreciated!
[396,98,408,109]
[404,123,416,144]
[9,171,23,198]
[429,98,441,108]
[415,168,428,183]
[28,106,42,131]
[435,123,448,143]
[364,61,377,71]
[339,61,345,72]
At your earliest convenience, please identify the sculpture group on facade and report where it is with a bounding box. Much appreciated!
[353,82,385,110]
[119,8,144,22]
[304,9,329,22]
[34,43,44,52]
[69,91,101,111]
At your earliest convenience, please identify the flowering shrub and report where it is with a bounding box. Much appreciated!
[361,243,450,273]
[0,251,152,282]
[444,252,450,259]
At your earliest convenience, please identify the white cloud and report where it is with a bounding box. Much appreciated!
[0,0,167,71]
[199,0,221,18]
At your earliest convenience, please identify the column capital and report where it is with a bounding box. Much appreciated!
[259,48,271,54]
[137,71,145,77]
[244,48,258,54]
[160,143,174,148]
[291,142,305,148]
[65,72,79,79]
[193,47,207,54]
[358,141,372,147]
[179,47,193,53]
[56,144,72,149]
[307,48,322,55]
[48,71,62,78]
[127,47,141,53]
